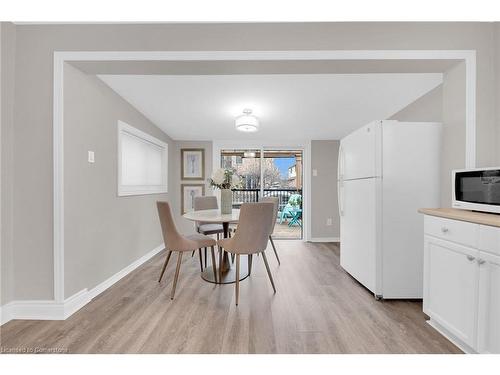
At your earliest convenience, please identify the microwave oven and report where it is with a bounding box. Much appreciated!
[452,167,500,214]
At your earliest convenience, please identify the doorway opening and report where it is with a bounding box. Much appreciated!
[221,149,303,239]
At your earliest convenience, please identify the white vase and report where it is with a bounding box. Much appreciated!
[220,189,232,214]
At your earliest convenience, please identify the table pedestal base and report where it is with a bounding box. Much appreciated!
[201,255,250,284]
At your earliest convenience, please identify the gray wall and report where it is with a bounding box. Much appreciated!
[496,24,500,166]
[171,141,213,234]
[441,62,466,207]
[389,62,467,208]
[311,140,340,239]
[390,84,443,122]
[2,22,499,302]
[63,64,174,298]
[1,23,16,305]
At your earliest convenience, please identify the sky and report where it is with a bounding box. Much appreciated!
[273,157,296,179]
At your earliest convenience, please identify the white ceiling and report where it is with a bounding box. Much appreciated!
[97,73,443,141]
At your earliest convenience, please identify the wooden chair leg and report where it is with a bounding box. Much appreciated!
[171,252,183,300]
[235,254,240,306]
[210,246,218,283]
[269,236,281,265]
[158,250,172,282]
[261,252,276,293]
[204,247,208,269]
[248,254,253,275]
[198,248,203,272]
[191,250,195,257]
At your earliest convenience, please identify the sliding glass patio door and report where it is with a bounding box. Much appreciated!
[220,148,303,239]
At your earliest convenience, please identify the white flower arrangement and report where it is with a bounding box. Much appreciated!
[209,168,242,190]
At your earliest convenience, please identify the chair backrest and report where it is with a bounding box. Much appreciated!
[232,202,274,253]
[193,196,218,228]
[156,201,183,250]
[260,196,279,232]
[193,196,218,211]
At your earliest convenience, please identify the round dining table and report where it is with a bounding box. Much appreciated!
[182,208,249,284]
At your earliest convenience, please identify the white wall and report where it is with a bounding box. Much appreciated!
[2,21,499,302]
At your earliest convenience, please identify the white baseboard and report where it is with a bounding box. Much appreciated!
[87,243,164,300]
[309,237,340,243]
[0,303,14,325]
[1,299,64,324]
[0,243,164,325]
[427,319,475,354]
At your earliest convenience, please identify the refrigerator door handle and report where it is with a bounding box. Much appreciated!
[338,145,344,182]
[338,181,344,217]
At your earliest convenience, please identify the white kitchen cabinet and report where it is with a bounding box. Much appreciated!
[477,251,500,354]
[422,213,500,354]
[423,236,479,349]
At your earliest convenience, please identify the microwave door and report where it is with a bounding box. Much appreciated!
[453,169,500,214]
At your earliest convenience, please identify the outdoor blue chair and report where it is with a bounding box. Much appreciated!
[278,194,302,226]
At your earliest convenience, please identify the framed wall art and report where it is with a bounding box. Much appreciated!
[181,148,205,180]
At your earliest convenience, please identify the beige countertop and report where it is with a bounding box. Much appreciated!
[418,207,500,228]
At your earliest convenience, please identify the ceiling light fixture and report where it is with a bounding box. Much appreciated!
[235,109,259,133]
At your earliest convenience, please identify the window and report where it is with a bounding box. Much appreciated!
[117,121,168,196]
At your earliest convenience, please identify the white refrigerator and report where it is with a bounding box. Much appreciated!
[338,120,442,299]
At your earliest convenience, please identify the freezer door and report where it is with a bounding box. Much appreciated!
[340,121,382,181]
[340,178,380,294]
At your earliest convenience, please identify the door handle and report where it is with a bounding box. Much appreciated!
[478,259,486,265]
[441,227,449,233]
[338,182,344,217]
[466,255,475,262]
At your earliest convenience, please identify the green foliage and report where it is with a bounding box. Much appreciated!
[288,193,302,207]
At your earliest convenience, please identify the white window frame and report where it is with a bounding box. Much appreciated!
[117,120,168,196]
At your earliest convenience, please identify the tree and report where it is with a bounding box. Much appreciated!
[236,158,282,188]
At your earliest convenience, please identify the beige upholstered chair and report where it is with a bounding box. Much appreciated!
[260,196,280,265]
[217,202,276,305]
[192,196,224,267]
[157,201,218,299]
[193,196,224,237]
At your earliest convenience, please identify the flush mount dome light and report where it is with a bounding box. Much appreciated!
[235,109,259,132]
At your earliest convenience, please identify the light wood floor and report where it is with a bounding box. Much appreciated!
[0,242,461,354]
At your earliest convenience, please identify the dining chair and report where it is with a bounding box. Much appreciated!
[192,196,225,268]
[260,196,281,265]
[217,202,276,306]
[156,201,218,299]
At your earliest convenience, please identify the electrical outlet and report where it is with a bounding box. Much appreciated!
[326,218,333,226]
[88,151,95,163]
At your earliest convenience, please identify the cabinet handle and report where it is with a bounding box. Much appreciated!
[478,259,486,265]
[441,227,449,233]
[466,255,475,261]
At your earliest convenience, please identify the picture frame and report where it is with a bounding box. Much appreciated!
[181,148,205,180]
[181,184,205,214]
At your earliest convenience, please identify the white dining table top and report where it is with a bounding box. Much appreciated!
[182,208,240,223]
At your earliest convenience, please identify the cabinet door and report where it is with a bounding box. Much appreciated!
[423,236,479,348]
[477,252,500,354]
